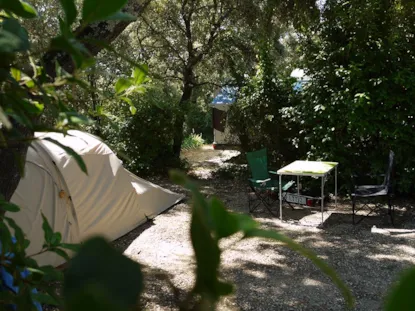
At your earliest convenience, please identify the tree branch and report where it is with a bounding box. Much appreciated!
[42,0,152,78]
[191,6,234,66]
[140,15,187,65]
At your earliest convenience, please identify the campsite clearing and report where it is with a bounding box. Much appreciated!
[113,146,415,311]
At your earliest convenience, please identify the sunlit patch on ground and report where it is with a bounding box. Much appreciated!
[112,146,415,311]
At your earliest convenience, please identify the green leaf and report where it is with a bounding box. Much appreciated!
[0,106,12,129]
[4,217,25,246]
[96,105,103,115]
[58,111,93,126]
[132,66,148,85]
[0,201,20,213]
[0,218,13,253]
[22,77,35,88]
[63,236,143,311]
[169,169,189,187]
[82,0,129,24]
[0,29,28,53]
[119,96,133,106]
[50,36,91,69]
[51,232,62,246]
[11,67,21,81]
[15,285,33,310]
[190,196,223,300]
[115,77,133,94]
[51,248,70,261]
[31,292,60,306]
[125,85,146,95]
[129,105,137,115]
[0,291,14,304]
[244,229,355,309]
[27,266,64,282]
[209,197,239,239]
[209,197,258,239]
[41,213,54,245]
[1,0,38,19]
[60,243,81,252]
[59,0,77,25]
[170,170,230,301]
[106,11,136,21]
[385,266,415,311]
[2,18,30,51]
[43,137,88,174]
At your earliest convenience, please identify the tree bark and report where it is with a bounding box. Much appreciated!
[172,82,193,158]
[0,120,34,203]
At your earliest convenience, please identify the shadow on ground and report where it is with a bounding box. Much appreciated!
[122,147,415,311]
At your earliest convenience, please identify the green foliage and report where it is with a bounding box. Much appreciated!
[103,85,182,175]
[170,170,355,309]
[228,42,303,166]
[182,133,205,151]
[59,0,77,25]
[81,0,128,24]
[298,0,415,194]
[63,237,143,311]
[184,92,213,143]
[1,0,38,19]
[385,266,415,311]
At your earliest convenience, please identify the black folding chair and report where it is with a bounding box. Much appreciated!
[352,150,395,225]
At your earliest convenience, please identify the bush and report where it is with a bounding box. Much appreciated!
[182,133,205,151]
[298,0,415,194]
[102,85,184,175]
[185,95,213,143]
[228,42,305,167]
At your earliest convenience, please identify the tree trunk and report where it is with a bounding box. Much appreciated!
[0,120,34,203]
[172,83,193,158]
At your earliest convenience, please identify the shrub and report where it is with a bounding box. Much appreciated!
[182,133,205,151]
[228,42,305,167]
[298,0,415,194]
[185,95,213,143]
[102,85,183,175]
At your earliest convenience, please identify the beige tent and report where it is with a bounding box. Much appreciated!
[8,130,184,267]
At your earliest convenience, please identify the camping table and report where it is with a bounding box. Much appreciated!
[277,161,339,225]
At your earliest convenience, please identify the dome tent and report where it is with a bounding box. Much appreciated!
[8,130,184,267]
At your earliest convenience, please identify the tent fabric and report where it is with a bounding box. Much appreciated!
[8,130,184,267]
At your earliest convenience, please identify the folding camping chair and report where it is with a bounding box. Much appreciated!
[352,150,395,225]
[246,148,295,216]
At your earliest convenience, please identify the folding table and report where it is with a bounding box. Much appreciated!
[277,161,339,224]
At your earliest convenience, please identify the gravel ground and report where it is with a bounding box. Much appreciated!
[114,146,415,311]
[46,146,415,310]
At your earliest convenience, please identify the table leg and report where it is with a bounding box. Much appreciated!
[297,175,300,195]
[279,174,282,221]
[335,166,337,208]
[321,176,324,225]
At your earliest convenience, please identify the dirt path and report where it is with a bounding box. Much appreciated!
[181,145,240,179]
